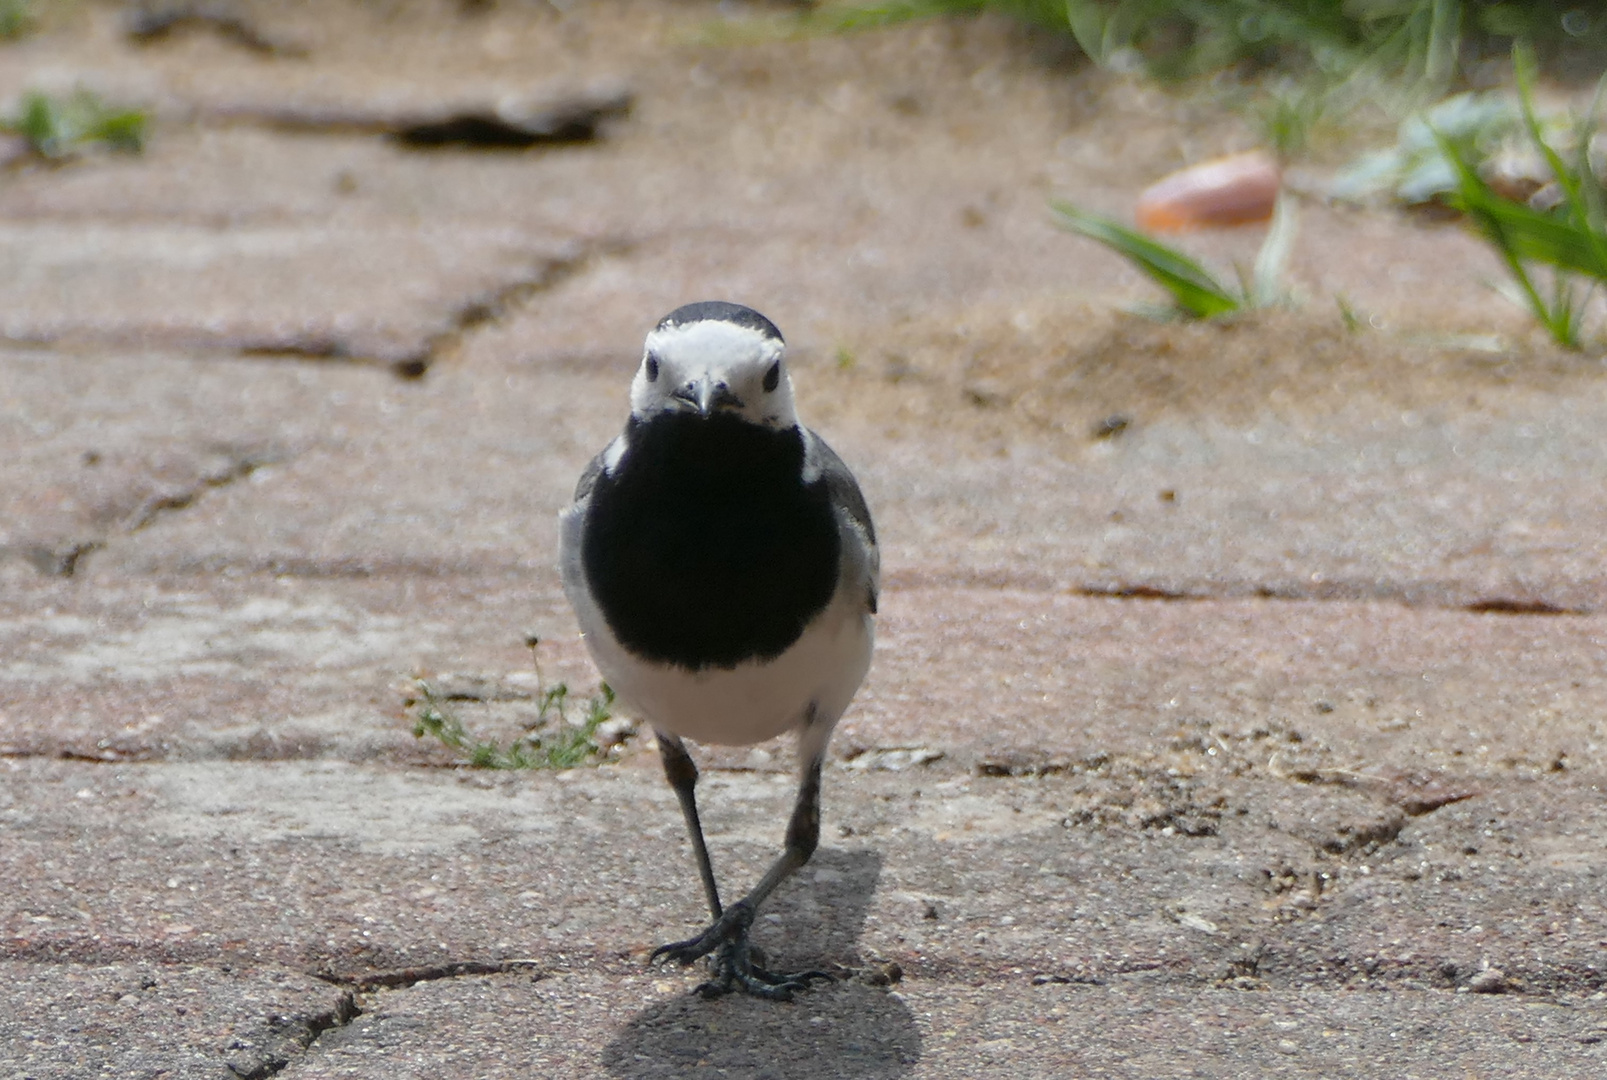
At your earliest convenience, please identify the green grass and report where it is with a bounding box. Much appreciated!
[1436,45,1607,347]
[1052,192,1297,319]
[1,89,147,159]
[412,677,617,770]
[766,0,1607,156]
[796,1,1603,89]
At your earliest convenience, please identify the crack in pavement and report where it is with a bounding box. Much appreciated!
[888,569,1597,617]
[388,237,633,378]
[28,444,284,580]
[217,237,629,378]
[0,230,627,377]
[24,538,103,578]
[224,990,361,1080]
[1080,581,1593,617]
[193,83,633,147]
[316,958,546,992]
[126,5,309,57]
[123,449,282,534]
[1081,584,1587,617]
[229,960,545,1076]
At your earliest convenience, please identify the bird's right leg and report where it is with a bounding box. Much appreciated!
[657,731,724,922]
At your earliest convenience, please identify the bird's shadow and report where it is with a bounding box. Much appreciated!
[601,848,921,1078]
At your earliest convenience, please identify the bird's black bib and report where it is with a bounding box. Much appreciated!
[582,413,841,671]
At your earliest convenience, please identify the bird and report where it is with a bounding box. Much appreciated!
[559,301,878,1000]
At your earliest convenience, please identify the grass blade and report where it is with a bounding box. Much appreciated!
[410,676,617,770]
[1511,43,1607,281]
[1459,188,1607,278]
[1436,123,1595,348]
[1052,201,1243,318]
[1251,192,1298,308]
[1423,0,1462,89]
[1433,127,1547,329]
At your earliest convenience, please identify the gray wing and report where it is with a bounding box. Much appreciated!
[804,430,879,615]
[573,448,607,503]
[573,433,629,503]
[559,440,621,635]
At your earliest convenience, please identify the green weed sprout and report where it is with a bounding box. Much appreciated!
[1052,192,1297,319]
[412,676,616,770]
[2,89,147,159]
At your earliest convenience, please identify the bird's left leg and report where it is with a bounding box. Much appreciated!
[652,745,835,1000]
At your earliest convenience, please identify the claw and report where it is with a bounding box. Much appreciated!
[650,902,749,968]
[648,902,836,1001]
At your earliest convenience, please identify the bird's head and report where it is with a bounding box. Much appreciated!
[630,302,796,429]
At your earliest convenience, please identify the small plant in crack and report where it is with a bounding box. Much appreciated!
[411,639,617,769]
[1,88,147,160]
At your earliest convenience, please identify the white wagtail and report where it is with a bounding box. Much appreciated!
[559,301,878,1000]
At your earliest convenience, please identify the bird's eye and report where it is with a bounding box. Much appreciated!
[763,360,780,393]
[645,355,660,381]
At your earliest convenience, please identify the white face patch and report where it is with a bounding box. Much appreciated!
[630,319,796,429]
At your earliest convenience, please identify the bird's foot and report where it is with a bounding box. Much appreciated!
[650,902,835,1002]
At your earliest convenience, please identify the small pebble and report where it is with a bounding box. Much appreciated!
[1135,151,1281,233]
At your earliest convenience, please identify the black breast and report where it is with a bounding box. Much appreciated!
[581,413,841,671]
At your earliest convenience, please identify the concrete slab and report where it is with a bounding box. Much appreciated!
[4,758,1603,986]
[2,758,1605,1076]
[0,220,579,363]
[13,321,1605,603]
[285,972,1607,1079]
[0,957,354,1080]
[6,559,1606,773]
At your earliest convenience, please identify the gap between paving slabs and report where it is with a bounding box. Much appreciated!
[1069,580,1592,617]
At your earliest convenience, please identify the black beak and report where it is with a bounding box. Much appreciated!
[673,380,743,416]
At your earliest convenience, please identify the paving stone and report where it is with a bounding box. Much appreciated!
[0,221,579,363]
[3,758,1603,989]
[0,957,354,1080]
[294,973,1605,1079]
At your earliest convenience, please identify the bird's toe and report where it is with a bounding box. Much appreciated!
[648,904,835,1000]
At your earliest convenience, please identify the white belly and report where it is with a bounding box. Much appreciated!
[560,503,873,746]
[590,589,871,746]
